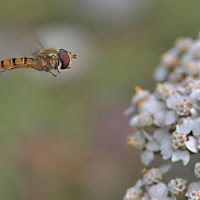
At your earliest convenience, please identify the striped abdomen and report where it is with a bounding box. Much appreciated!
[0,57,36,70]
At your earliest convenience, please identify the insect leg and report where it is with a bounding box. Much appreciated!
[56,67,60,73]
[48,71,57,77]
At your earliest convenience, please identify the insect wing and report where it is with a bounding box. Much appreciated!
[0,25,45,73]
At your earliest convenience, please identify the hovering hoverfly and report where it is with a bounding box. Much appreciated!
[0,48,77,77]
[0,27,77,78]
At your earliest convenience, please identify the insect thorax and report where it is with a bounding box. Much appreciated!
[36,49,59,71]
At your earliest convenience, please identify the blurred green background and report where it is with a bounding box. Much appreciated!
[0,0,199,199]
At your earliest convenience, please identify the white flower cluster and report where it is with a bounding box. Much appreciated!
[124,35,200,200]
[124,167,188,200]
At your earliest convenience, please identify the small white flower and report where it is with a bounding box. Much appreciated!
[194,162,200,178]
[171,118,198,154]
[161,49,179,68]
[186,181,200,200]
[124,179,144,200]
[153,48,179,82]
[168,178,187,197]
[138,95,163,113]
[123,186,143,200]
[168,67,184,83]
[184,61,200,76]
[137,95,177,127]
[175,84,187,95]
[153,109,177,127]
[184,77,200,92]
[180,37,200,64]
[143,168,163,185]
[183,61,199,76]
[129,113,153,128]
[154,83,174,100]
[188,38,200,58]
[171,131,187,150]
[154,119,194,165]
[138,96,166,122]
[175,37,193,53]
[131,87,150,105]
[188,191,200,200]
[148,182,168,199]
[131,130,160,166]
[127,130,146,151]
[166,93,192,116]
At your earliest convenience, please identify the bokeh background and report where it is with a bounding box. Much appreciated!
[0,1,199,199]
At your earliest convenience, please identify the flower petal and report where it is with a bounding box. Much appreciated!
[141,150,154,166]
[186,181,200,196]
[146,141,160,152]
[192,118,200,137]
[142,129,153,141]
[129,115,139,127]
[134,179,144,188]
[155,131,173,160]
[172,150,190,165]
[153,128,169,143]
[186,136,198,153]
[165,110,177,125]
[123,106,135,116]
[148,182,168,199]
[166,93,181,109]
[176,117,193,134]
[159,164,172,174]
[153,65,168,82]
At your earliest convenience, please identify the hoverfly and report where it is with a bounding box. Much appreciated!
[0,33,77,77]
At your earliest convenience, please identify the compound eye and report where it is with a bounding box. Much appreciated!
[59,49,70,69]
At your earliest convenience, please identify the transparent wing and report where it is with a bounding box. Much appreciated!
[0,24,45,60]
[0,24,45,73]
